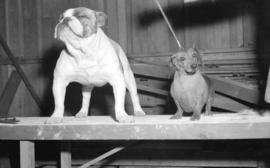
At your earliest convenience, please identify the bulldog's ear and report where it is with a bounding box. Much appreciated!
[96,12,107,27]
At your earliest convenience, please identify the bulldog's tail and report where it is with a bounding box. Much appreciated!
[110,39,145,115]
[110,40,133,81]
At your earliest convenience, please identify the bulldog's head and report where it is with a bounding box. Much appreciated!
[54,7,107,41]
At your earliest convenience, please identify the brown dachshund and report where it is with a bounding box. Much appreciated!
[170,47,214,120]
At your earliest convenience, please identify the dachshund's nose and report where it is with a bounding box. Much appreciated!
[191,63,197,69]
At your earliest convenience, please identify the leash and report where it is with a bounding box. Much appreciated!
[154,0,183,49]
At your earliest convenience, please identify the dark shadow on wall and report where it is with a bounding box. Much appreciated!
[254,0,270,108]
[138,0,248,30]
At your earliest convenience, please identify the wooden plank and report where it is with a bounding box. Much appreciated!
[79,142,136,168]
[131,63,170,79]
[209,76,260,104]
[117,0,128,52]
[61,141,71,168]
[20,141,35,168]
[213,93,250,112]
[105,0,119,42]
[0,71,21,117]
[0,114,270,140]
[137,84,169,96]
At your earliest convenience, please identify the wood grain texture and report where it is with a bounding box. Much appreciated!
[20,141,35,168]
[0,113,270,140]
[0,71,21,117]
[61,141,71,168]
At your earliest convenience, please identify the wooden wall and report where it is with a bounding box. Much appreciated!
[0,0,260,117]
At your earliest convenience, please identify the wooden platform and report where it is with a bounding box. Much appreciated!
[1,113,270,140]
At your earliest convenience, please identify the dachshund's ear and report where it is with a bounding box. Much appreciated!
[170,53,182,71]
[193,48,203,66]
[169,54,177,67]
[192,43,197,49]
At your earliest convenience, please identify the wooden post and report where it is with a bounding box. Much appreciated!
[20,141,35,168]
[265,67,270,103]
[61,141,72,168]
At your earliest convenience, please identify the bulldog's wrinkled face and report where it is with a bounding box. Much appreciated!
[54,7,107,41]
[170,48,202,75]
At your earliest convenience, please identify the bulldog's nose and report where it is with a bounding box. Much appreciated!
[191,63,197,69]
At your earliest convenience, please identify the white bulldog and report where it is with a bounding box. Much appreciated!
[46,7,145,124]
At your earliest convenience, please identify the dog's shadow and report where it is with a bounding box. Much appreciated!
[39,42,116,117]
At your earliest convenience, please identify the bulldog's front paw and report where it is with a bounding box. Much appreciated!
[75,110,88,118]
[134,110,146,116]
[45,117,63,124]
[115,114,134,123]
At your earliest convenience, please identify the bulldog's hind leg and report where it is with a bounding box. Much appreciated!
[76,85,93,118]
[46,77,69,124]
[124,69,145,116]
[110,74,134,123]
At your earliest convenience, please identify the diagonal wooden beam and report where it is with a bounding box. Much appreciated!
[209,76,260,105]
[0,71,21,117]
[0,34,42,111]
[78,142,138,168]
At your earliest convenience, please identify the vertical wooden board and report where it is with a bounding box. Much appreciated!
[168,0,185,51]
[183,2,203,49]
[229,3,244,48]
[184,2,231,50]
[0,1,9,99]
[213,20,230,49]
[61,142,72,168]
[40,0,56,55]
[242,2,256,48]
[22,64,41,116]
[22,0,38,58]
[126,0,133,54]
[36,0,43,58]
[6,0,21,57]
[0,0,6,40]
[20,141,35,168]
[105,0,119,42]
[131,0,171,54]
[117,0,128,52]
[78,0,104,11]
